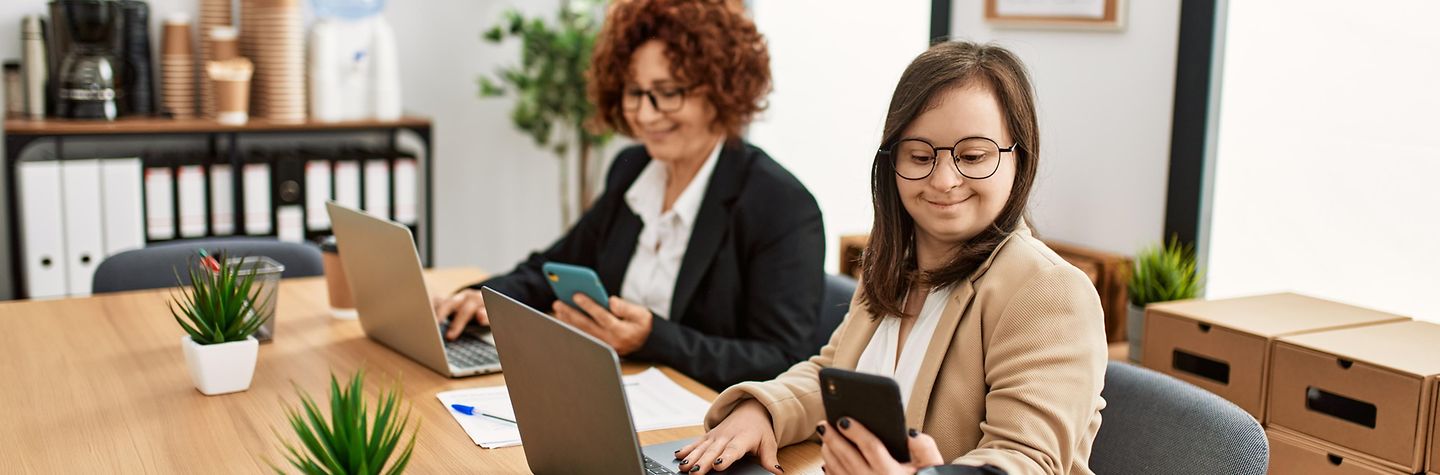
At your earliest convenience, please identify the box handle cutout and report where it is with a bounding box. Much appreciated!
[1336,358,1354,369]
[1172,349,1230,384]
[1197,323,1212,333]
[1305,387,1377,428]
[1326,454,1343,466]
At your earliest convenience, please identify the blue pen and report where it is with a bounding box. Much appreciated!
[450,404,517,425]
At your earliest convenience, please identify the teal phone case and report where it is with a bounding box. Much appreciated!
[542,262,611,312]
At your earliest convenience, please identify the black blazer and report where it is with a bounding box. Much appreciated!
[471,140,825,389]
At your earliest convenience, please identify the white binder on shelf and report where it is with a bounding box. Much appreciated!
[277,205,304,242]
[144,165,175,240]
[243,163,272,235]
[61,159,103,296]
[394,158,417,225]
[177,164,207,238]
[334,160,360,209]
[305,160,332,231]
[210,164,236,235]
[100,158,145,257]
[363,159,390,218]
[18,160,70,299]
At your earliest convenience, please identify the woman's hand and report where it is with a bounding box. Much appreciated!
[819,418,944,475]
[674,399,784,474]
[551,293,654,355]
[431,289,489,341]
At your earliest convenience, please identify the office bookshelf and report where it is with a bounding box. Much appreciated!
[2,116,434,299]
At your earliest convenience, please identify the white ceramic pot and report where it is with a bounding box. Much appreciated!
[181,335,259,396]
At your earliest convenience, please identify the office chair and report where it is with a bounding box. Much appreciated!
[92,237,324,294]
[810,273,858,353]
[1090,361,1269,474]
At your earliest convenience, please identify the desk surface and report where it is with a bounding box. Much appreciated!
[0,268,819,473]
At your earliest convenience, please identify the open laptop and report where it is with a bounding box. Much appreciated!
[481,286,769,475]
[327,202,501,377]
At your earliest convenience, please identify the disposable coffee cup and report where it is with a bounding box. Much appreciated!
[320,235,357,319]
[209,58,252,125]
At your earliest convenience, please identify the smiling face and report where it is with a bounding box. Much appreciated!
[622,40,722,163]
[895,83,1017,249]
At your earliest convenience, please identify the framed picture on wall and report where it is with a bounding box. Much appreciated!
[985,0,1127,31]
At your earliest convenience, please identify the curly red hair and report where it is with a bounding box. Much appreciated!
[588,0,771,138]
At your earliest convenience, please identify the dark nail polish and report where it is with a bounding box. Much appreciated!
[822,466,827,473]
[674,449,680,454]
[909,428,919,438]
[776,464,785,473]
[681,459,689,465]
[690,466,701,473]
[816,424,826,436]
[715,457,724,465]
[838,417,851,429]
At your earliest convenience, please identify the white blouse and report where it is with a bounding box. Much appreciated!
[853,285,954,409]
[618,139,723,319]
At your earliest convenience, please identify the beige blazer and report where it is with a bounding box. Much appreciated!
[704,222,1108,475]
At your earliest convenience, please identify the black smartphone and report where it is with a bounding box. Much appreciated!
[819,368,910,462]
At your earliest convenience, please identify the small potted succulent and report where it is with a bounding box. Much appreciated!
[272,369,418,474]
[1127,237,1203,363]
[171,250,271,395]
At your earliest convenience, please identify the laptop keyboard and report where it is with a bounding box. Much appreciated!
[643,456,678,475]
[439,322,500,368]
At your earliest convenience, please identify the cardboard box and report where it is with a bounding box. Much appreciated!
[1141,293,1408,419]
[1269,320,1440,473]
[1430,378,1439,475]
[1268,427,1407,475]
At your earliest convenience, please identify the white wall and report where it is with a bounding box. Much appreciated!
[0,1,572,292]
[749,0,932,273]
[1204,0,1440,321]
[949,0,1182,256]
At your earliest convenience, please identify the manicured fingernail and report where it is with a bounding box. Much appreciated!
[909,428,919,437]
[674,449,680,454]
[776,465,785,473]
[838,417,851,429]
[715,457,724,465]
[816,424,826,436]
[681,459,688,465]
[690,466,700,473]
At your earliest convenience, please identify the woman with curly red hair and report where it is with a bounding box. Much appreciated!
[436,0,826,391]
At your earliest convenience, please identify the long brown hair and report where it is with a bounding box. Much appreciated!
[860,41,1040,318]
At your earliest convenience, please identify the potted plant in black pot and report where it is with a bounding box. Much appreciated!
[1127,238,1203,363]
[171,251,271,395]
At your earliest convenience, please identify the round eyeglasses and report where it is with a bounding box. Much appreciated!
[878,137,1017,180]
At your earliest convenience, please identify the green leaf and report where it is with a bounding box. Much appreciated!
[1129,236,1204,306]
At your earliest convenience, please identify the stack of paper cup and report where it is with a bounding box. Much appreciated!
[209,26,239,61]
[209,58,253,126]
[161,14,196,119]
[199,0,233,118]
[242,0,306,123]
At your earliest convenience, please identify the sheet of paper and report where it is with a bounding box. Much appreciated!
[435,367,712,449]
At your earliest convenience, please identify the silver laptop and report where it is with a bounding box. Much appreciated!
[327,202,501,377]
[481,287,769,475]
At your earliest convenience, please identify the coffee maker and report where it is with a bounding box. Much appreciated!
[48,0,154,120]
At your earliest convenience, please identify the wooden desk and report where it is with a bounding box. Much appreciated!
[0,268,820,473]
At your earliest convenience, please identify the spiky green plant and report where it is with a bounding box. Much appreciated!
[170,252,270,345]
[272,369,418,475]
[1129,237,1204,306]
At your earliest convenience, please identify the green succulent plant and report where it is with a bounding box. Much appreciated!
[272,369,418,475]
[1128,237,1204,306]
[170,252,270,345]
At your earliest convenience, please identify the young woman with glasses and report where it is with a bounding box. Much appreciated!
[433,0,826,391]
[677,41,1107,475]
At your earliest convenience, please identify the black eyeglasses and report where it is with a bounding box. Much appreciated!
[878,136,1017,180]
[621,85,688,112]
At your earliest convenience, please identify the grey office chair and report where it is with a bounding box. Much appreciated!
[809,273,858,353]
[93,237,324,294]
[1090,361,1269,475]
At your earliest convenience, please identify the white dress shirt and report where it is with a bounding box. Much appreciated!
[853,285,954,409]
[619,139,724,319]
